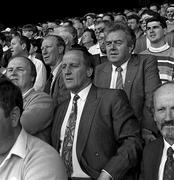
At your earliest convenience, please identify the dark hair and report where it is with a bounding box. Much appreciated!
[146,15,167,29]
[140,9,160,18]
[22,24,38,34]
[68,45,95,79]
[0,77,23,117]
[83,28,98,44]
[0,32,6,42]
[13,35,31,53]
[30,38,42,53]
[102,13,115,22]
[127,14,141,23]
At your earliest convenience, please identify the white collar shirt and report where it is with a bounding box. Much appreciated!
[60,83,92,178]
[158,138,174,180]
[110,60,129,89]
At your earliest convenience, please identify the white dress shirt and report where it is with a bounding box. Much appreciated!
[28,55,47,92]
[60,84,92,178]
[158,138,174,180]
[110,61,129,89]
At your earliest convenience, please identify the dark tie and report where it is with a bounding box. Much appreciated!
[44,73,53,94]
[115,66,123,89]
[61,94,80,177]
[163,147,174,180]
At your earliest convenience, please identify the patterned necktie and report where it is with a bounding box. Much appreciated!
[163,147,174,180]
[44,73,53,94]
[61,94,80,177]
[115,66,123,89]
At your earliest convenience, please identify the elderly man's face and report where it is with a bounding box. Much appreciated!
[153,84,174,143]
[6,57,34,93]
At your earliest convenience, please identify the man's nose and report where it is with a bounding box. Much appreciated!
[164,109,173,121]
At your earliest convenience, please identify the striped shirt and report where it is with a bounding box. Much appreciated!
[140,44,174,83]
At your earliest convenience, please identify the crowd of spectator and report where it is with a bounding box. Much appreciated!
[0,0,174,179]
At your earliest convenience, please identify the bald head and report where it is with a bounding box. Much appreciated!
[153,82,174,145]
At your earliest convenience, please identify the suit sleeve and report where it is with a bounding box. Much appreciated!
[143,55,161,135]
[21,93,54,134]
[103,90,143,179]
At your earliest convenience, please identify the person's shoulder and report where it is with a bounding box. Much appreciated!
[26,132,60,158]
[132,53,157,62]
[143,137,163,154]
[95,61,110,70]
[26,89,53,103]
[96,86,127,99]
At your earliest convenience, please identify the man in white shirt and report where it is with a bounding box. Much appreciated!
[0,77,67,180]
[51,46,143,180]
[140,81,174,180]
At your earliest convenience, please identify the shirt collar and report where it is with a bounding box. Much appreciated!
[52,62,62,78]
[148,43,170,53]
[5,129,27,162]
[70,83,92,101]
[163,137,174,152]
[23,87,34,98]
[112,60,129,71]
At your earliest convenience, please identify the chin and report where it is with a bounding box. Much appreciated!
[162,126,174,141]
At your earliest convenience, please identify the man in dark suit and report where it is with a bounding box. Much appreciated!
[94,22,161,143]
[51,46,143,180]
[140,81,174,180]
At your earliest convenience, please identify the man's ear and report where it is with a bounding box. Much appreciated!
[87,67,93,78]
[22,43,27,51]
[10,106,21,127]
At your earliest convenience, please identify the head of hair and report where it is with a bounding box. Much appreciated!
[0,77,23,117]
[61,25,78,45]
[22,24,38,34]
[43,34,66,54]
[127,14,141,23]
[67,45,95,79]
[140,9,160,18]
[149,2,160,11]
[104,22,136,49]
[102,13,115,22]
[146,15,167,29]
[30,38,42,53]
[83,28,98,44]
[13,35,31,53]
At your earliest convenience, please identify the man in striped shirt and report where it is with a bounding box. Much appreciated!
[140,15,174,83]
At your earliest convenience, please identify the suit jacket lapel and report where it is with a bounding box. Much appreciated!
[76,85,100,160]
[51,64,62,95]
[124,55,139,100]
[53,99,70,150]
[150,138,164,180]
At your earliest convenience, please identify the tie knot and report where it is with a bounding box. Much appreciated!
[73,94,80,103]
[116,66,123,72]
[167,147,174,158]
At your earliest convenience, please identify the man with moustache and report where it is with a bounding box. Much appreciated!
[140,81,174,180]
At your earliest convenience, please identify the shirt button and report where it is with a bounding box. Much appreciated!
[95,152,99,157]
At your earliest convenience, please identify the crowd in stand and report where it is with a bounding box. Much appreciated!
[0,1,174,180]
